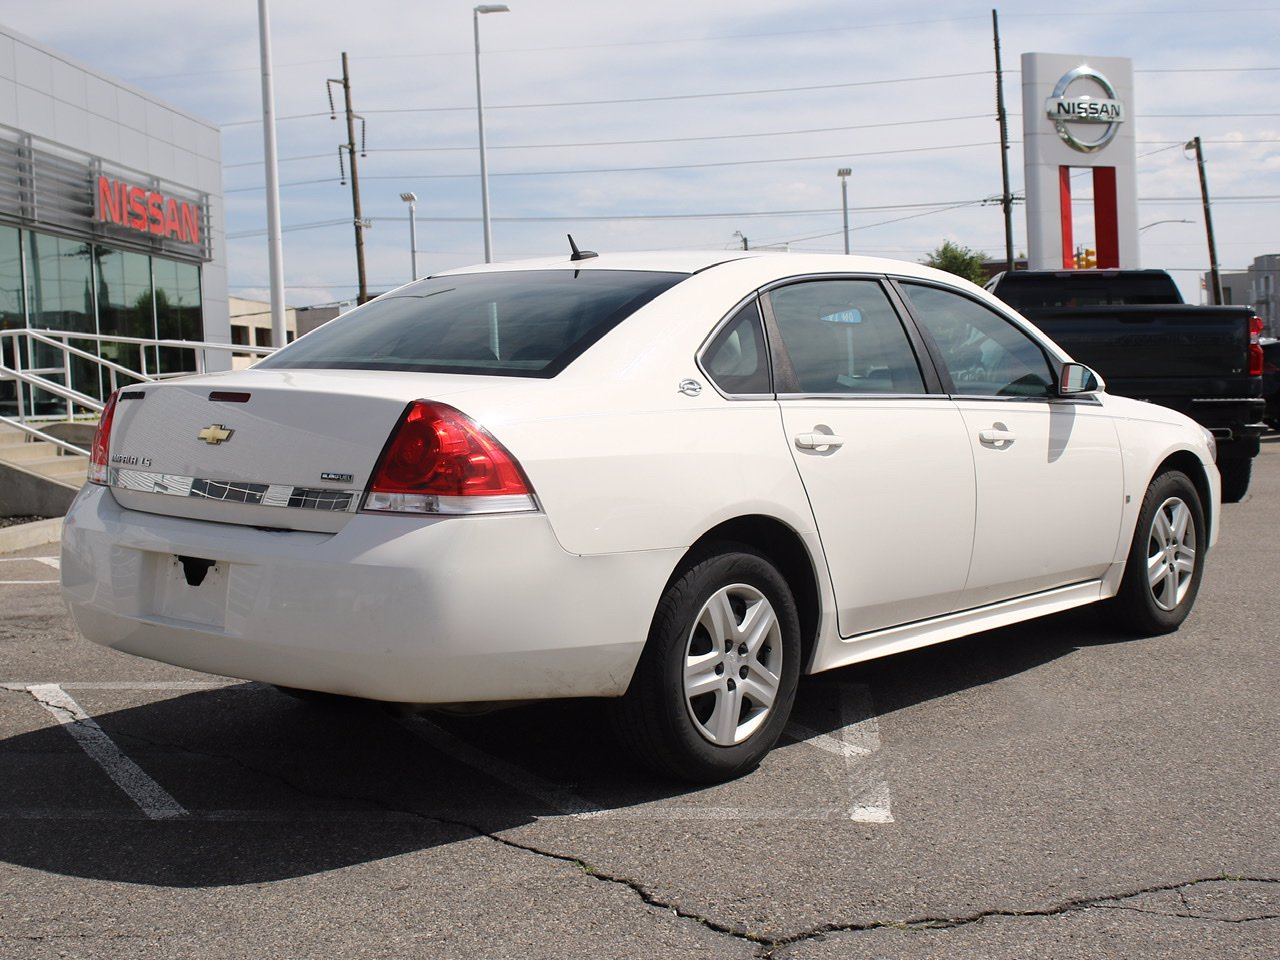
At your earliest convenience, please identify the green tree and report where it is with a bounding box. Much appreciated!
[923,240,989,285]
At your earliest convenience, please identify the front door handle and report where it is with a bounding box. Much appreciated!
[978,426,1016,446]
[795,432,845,450]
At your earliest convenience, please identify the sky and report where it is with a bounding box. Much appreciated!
[3,2,1278,306]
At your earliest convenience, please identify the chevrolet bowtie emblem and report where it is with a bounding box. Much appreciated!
[197,424,234,445]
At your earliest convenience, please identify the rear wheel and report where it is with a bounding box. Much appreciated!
[1111,470,1205,635]
[611,547,801,783]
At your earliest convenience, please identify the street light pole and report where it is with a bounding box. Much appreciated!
[474,4,509,263]
[400,192,418,281]
[837,168,851,254]
[257,0,288,348]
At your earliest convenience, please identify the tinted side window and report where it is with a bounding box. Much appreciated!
[767,279,925,395]
[901,283,1054,398]
[702,300,771,395]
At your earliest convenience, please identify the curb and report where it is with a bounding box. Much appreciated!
[0,517,64,553]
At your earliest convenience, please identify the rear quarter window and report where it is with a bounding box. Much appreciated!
[258,270,686,377]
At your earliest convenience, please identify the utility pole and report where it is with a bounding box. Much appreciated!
[329,53,368,304]
[1187,136,1223,305]
[993,9,1014,273]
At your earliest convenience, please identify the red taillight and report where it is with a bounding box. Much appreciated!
[363,401,535,515]
[1248,314,1264,377]
[88,391,120,485]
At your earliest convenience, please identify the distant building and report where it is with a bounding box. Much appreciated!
[228,297,297,369]
[1215,254,1280,336]
[296,301,357,338]
[223,297,360,368]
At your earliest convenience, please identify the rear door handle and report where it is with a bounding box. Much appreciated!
[795,433,845,450]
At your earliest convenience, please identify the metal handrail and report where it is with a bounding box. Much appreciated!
[0,362,103,411]
[0,411,92,457]
[1,327,277,426]
[16,331,148,397]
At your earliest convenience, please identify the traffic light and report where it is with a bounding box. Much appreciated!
[1082,248,1096,268]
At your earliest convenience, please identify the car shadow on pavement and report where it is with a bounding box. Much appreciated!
[837,602,1138,719]
[0,604,1142,888]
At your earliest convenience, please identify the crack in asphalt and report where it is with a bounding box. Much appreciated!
[750,877,1280,957]
[69,712,1280,954]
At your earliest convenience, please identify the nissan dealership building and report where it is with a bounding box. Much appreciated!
[0,23,229,414]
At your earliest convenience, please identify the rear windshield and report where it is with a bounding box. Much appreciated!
[258,269,687,377]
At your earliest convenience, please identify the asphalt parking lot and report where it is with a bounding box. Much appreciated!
[1,442,1277,959]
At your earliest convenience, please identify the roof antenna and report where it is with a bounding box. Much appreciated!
[567,234,598,262]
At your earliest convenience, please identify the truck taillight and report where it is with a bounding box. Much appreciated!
[88,391,120,485]
[362,400,537,516]
[1248,315,1264,377]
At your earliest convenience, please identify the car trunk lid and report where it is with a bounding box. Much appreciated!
[103,370,506,533]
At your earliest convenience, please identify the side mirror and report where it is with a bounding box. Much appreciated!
[1059,361,1104,396]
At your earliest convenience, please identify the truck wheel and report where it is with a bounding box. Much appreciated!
[1218,459,1252,503]
[611,546,800,783]
[1111,470,1205,635]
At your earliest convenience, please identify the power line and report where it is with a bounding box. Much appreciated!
[222,114,993,169]
[224,198,1008,239]
[223,127,1280,174]
[225,141,998,192]
[220,70,991,126]
[225,190,1280,241]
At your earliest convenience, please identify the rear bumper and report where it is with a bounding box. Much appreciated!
[60,485,681,704]
[1145,397,1266,460]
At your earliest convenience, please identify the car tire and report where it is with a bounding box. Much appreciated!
[1218,458,1252,503]
[1110,470,1206,635]
[611,546,801,783]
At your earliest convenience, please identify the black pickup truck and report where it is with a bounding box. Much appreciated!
[987,269,1266,502]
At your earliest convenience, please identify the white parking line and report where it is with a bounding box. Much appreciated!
[403,682,894,823]
[2,681,235,692]
[838,682,894,823]
[784,683,894,822]
[25,684,188,821]
[0,556,60,585]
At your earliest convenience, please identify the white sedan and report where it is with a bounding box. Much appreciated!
[61,251,1219,782]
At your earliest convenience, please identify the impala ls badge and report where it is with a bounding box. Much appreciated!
[197,424,235,445]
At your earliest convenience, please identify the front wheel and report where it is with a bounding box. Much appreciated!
[1110,470,1206,635]
[611,547,801,783]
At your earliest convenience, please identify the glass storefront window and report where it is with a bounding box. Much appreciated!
[154,258,202,374]
[24,231,97,411]
[24,232,96,333]
[97,247,153,382]
[1,226,204,416]
[0,225,23,415]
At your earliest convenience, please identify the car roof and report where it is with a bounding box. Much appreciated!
[426,250,968,287]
